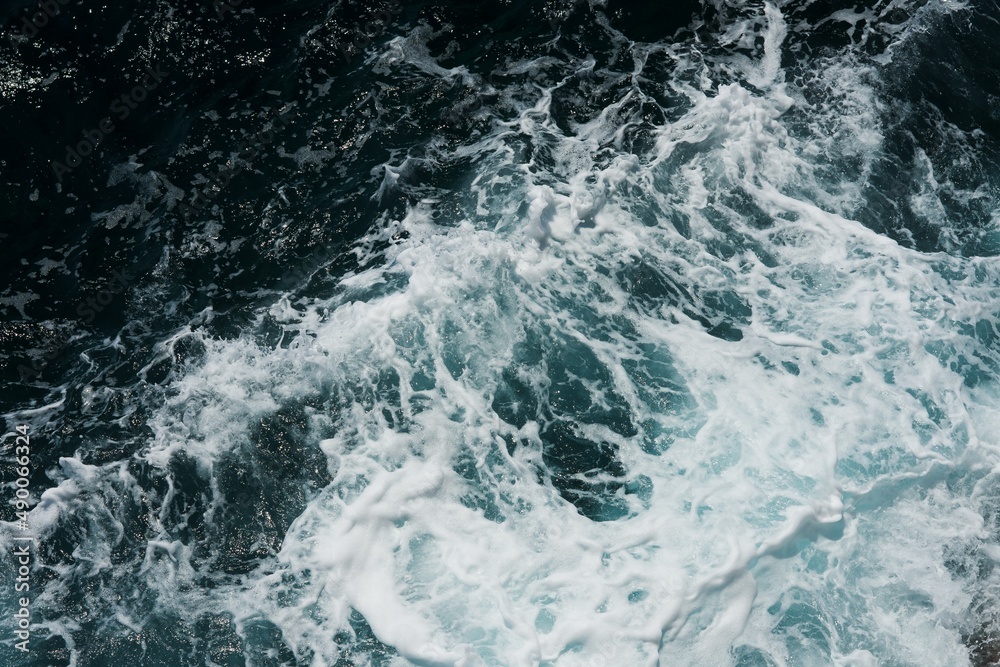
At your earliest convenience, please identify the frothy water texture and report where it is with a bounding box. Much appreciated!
[3,0,1000,665]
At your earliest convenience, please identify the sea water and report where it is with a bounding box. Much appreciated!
[2,0,1000,665]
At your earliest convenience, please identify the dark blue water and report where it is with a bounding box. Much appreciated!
[2,0,1000,665]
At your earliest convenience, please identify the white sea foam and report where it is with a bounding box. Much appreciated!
[9,1,998,665]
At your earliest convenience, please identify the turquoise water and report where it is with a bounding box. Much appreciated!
[2,0,1000,665]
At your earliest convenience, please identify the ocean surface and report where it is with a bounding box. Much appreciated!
[2,0,1000,665]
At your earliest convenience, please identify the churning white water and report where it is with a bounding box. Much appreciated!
[12,1,1000,665]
